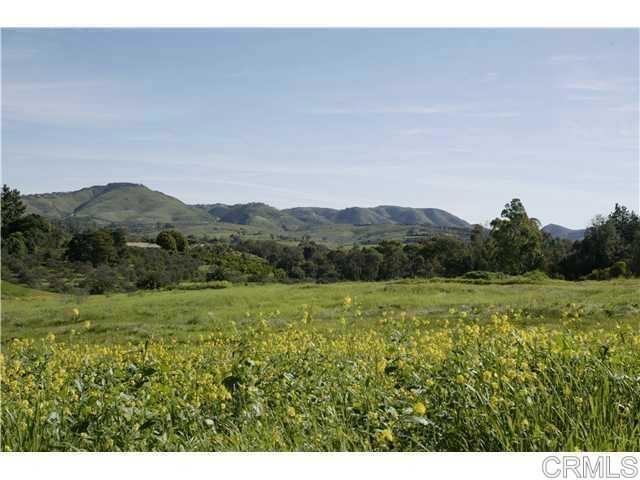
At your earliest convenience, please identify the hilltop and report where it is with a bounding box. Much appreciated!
[22,183,213,226]
[541,224,586,241]
[21,182,584,244]
[194,203,471,230]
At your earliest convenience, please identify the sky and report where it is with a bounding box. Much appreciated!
[1,28,638,229]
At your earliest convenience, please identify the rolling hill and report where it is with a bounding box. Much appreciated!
[23,183,589,246]
[23,183,213,226]
[195,202,305,230]
[542,224,586,241]
[194,203,471,229]
[21,182,485,245]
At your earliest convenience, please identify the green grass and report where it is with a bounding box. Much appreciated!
[2,278,639,451]
[2,278,639,345]
[1,281,56,300]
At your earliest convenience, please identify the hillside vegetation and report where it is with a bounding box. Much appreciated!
[23,183,474,244]
[22,183,588,245]
[23,183,212,227]
[542,224,585,241]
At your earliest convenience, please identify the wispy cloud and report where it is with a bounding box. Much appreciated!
[1,46,39,62]
[462,112,519,118]
[609,103,639,112]
[307,105,460,115]
[563,80,617,92]
[562,76,637,93]
[3,81,129,125]
[547,54,593,64]
[482,72,499,82]
[2,80,179,127]
[308,104,519,119]
[401,128,447,136]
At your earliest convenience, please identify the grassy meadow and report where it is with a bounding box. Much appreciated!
[2,278,640,451]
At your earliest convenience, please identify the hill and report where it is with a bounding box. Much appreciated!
[23,183,214,227]
[195,202,304,230]
[196,203,471,229]
[542,224,585,241]
[23,183,474,244]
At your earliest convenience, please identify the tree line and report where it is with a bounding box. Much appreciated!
[2,185,638,294]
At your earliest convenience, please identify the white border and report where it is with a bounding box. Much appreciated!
[1,452,639,480]
[2,2,639,478]
[0,0,639,27]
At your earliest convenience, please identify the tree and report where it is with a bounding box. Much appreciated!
[156,231,178,252]
[1,185,26,234]
[111,228,128,257]
[6,213,51,253]
[91,230,118,266]
[376,240,408,280]
[489,199,544,275]
[5,232,28,258]
[84,264,118,294]
[560,204,640,278]
[541,232,572,276]
[361,248,383,280]
[469,225,490,271]
[156,230,187,252]
[168,230,188,253]
[66,229,118,267]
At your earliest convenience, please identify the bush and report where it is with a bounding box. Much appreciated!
[521,270,550,281]
[83,265,119,294]
[135,271,170,289]
[175,280,231,290]
[156,231,177,252]
[585,261,631,281]
[610,261,631,278]
[462,271,505,280]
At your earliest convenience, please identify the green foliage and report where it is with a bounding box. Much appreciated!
[2,279,639,451]
[1,184,27,233]
[5,184,640,296]
[21,183,213,226]
[22,183,475,244]
[462,271,506,281]
[585,261,631,280]
[5,233,28,258]
[156,231,177,252]
[167,230,187,252]
[175,280,232,290]
[156,230,188,252]
[6,214,52,253]
[82,265,120,294]
[66,229,120,267]
[561,204,640,279]
[489,199,544,275]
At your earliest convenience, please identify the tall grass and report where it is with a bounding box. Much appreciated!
[2,300,639,451]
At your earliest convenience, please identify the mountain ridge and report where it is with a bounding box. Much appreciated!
[20,182,584,241]
[541,223,586,241]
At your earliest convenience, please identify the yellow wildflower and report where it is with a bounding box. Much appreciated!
[376,428,394,444]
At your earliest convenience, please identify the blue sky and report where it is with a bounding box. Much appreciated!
[2,28,638,228]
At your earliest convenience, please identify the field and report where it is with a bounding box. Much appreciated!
[2,278,640,451]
